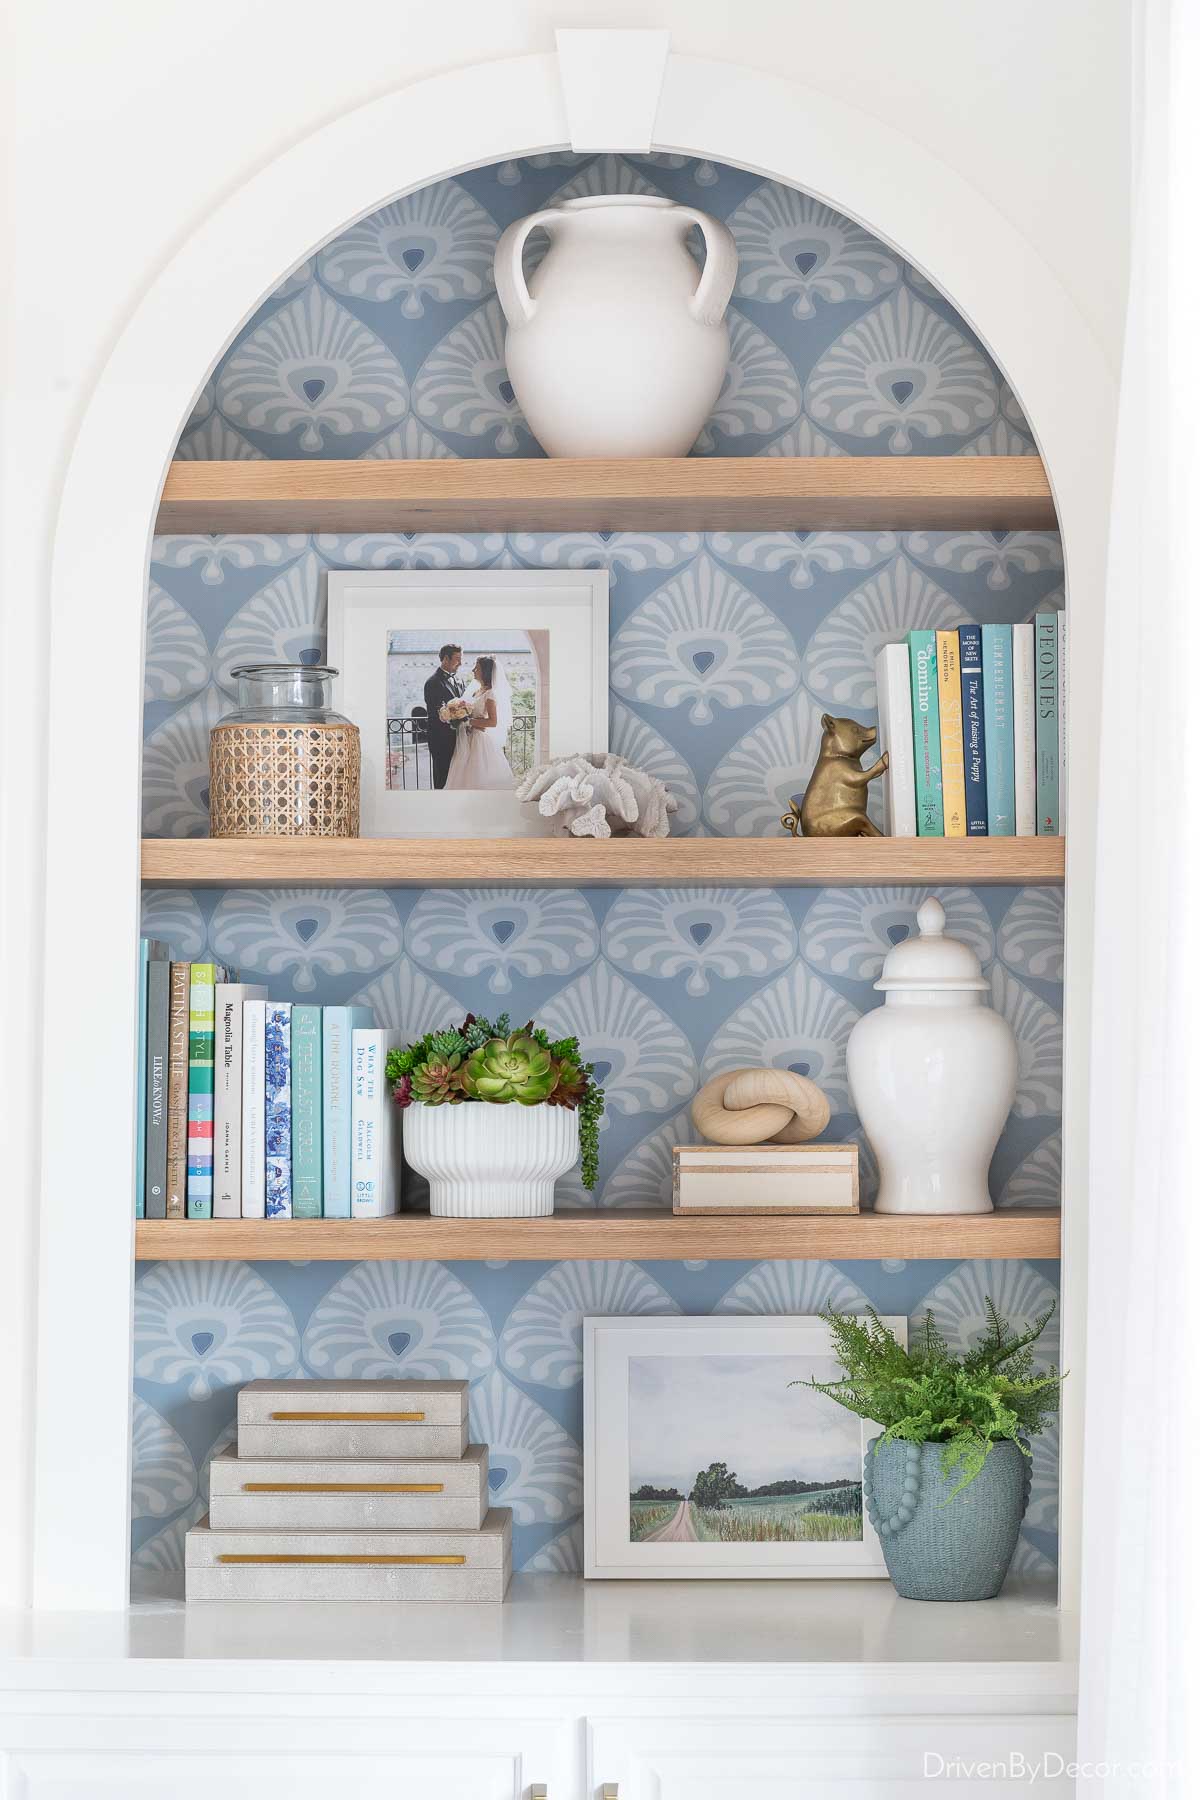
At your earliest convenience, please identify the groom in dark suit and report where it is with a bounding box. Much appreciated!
[423,644,464,789]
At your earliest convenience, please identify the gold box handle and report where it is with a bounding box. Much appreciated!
[268,1410,426,1422]
[216,1553,467,1566]
[241,1482,444,1494]
[601,1787,619,1799]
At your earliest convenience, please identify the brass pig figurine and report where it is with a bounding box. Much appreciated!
[782,714,889,838]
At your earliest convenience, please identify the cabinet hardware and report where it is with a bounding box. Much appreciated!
[600,1787,619,1799]
[529,1786,548,1799]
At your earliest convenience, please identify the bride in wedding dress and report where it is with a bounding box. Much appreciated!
[444,655,515,791]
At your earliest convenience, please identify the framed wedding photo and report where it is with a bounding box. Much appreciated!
[583,1315,906,1581]
[328,570,609,837]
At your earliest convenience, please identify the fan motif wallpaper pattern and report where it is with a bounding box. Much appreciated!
[135,153,1062,1585]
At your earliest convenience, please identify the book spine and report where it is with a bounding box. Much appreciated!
[1012,622,1037,837]
[143,958,171,1218]
[1035,612,1061,835]
[264,1003,293,1219]
[165,962,191,1218]
[935,630,967,838]
[1057,610,1068,834]
[982,624,1016,837]
[323,1006,374,1218]
[908,630,943,836]
[240,1001,268,1219]
[874,644,916,837]
[351,1029,402,1218]
[213,983,268,1218]
[135,942,151,1217]
[291,1005,323,1220]
[186,963,218,1219]
[958,625,989,836]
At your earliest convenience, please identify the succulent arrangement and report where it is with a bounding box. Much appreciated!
[386,1012,605,1188]
[798,1301,1063,1498]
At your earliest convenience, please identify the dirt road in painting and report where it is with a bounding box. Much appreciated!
[643,1500,698,1542]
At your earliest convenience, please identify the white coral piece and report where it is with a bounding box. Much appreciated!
[515,752,679,838]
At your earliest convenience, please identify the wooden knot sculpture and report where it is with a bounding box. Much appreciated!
[691,1067,831,1146]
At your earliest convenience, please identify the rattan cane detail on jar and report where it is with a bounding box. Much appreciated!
[209,665,361,839]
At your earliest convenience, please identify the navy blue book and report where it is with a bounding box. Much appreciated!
[958,625,989,836]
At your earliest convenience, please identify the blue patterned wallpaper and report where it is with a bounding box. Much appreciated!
[134,154,1062,1587]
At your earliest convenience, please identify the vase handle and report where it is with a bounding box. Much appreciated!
[494,210,560,328]
[676,208,739,327]
[862,1436,922,1538]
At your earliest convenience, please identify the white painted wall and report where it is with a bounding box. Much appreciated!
[0,0,1131,1609]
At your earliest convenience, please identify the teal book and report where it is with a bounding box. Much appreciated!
[982,624,1016,836]
[322,1005,375,1219]
[135,940,168,1218]
[291,1005,323,1219]
[908,630,943,836]
[1034,613,1060,835]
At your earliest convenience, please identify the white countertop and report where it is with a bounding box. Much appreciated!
[0,1575,1075,1696]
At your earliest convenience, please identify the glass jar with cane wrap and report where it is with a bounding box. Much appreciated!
[209,665,361,837]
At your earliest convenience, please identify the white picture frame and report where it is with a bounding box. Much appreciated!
[584,1314,907,1580]
[327,569,610,838]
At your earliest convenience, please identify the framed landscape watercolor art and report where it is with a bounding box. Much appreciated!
[328,570,609,837]
[584,1315,906,1580]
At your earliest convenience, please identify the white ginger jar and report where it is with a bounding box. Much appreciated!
[846,898,1017,1215]
[494,195,738,458]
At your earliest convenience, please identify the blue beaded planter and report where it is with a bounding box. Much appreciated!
[863,1437,1031,1602]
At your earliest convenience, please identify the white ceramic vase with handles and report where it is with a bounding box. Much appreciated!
[846,898,1018,1214]
[494,195,738,458]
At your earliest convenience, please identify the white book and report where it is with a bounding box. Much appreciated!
[351,1028,404,1218]
[874,642,917,837]
[1012,623,1037,837]
[240,1000,269,1219]
[214,983,268,1218]
[1057,610,1068,834]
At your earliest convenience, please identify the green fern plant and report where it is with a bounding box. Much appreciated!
[797,1301,1063,1499]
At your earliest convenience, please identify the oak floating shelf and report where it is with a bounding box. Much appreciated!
[155,455,1056,533]
[135,1210,1060,1263]
[141,835,1065,889]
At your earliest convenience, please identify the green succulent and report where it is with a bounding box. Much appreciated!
[548,1054,588,1108]
[410,1055,464,1105]
[461,1032,556,1104]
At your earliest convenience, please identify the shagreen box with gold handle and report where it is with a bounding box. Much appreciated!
[236,1377,469,1458]
[185,1509,511,1601]
[207,1441,489,1530]
[672,1143,860,1214]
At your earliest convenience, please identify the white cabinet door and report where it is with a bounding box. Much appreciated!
[588,1715,1078,1798]
[1,1714,574,1800]
[4,1751,529,1799]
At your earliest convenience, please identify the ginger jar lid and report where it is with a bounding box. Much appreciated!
[874,898,989,993]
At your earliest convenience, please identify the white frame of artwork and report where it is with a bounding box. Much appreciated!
[584,1314,907,1580]
[327,570,609,838]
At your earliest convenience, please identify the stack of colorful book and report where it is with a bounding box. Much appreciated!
[875,614,1067,837]
[136,955,401,1220]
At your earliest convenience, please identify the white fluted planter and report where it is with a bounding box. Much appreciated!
[403,1103,579,1217]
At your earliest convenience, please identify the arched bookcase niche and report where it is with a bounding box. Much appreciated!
[36,47,1106,1611]
[133,149,1065,1595]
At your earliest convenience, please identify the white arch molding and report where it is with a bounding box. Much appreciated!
[35,43,1110,1609]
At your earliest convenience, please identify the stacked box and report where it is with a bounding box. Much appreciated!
[185,1380,509,1602]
